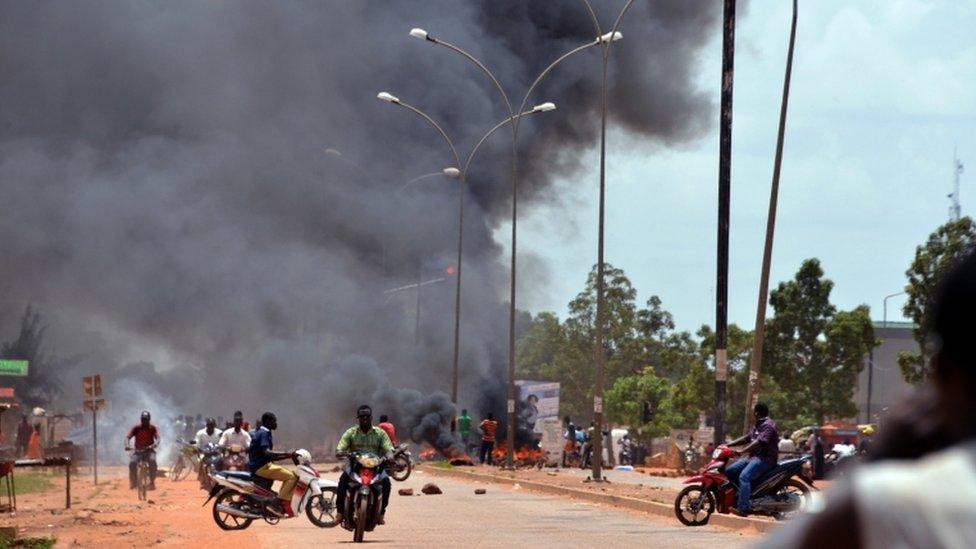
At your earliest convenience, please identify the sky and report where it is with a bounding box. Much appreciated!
[506,0,976,332]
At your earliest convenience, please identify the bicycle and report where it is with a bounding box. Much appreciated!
[128,447,155,501]
[169,438,199,481]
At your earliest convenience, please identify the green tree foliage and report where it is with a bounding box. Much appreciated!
[604,367,672,436]
[900,217,976,383]
[763,259,876,426]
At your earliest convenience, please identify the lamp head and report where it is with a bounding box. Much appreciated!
[532,102,556,113]
[443,167,461,178]
[324,148,341,157]
[377,92,400,104]
[598,31,623,44]
[409,28,429,40]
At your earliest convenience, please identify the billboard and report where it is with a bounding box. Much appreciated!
[515,379,560,434]
[0,360,28,377]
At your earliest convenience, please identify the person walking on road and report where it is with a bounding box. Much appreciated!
[457,409,472,450]
[378,415,397,446]
[479,413,498,465]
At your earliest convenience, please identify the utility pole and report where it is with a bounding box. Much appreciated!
[949,150,964,221]
[714,0,736,447]
[744,0,798,434]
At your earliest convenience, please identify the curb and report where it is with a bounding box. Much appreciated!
[419,466,778,534]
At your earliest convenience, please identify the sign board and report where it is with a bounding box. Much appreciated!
[537,417,565,466]
[83,375,102,398]
[83,399,107,412]
[0,387,14,399]
[0,360,28,377]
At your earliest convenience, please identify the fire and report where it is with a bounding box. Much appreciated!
[491,442,545,466]
[417,443,474,466]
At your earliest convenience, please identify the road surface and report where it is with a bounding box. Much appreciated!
[251,470,756,547]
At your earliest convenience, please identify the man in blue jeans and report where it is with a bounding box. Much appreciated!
[725,402,779,517]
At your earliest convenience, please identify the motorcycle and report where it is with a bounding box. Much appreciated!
[674,444,814,525]
[338,452,390,543]
[203,449,339,531]
[199,442,222,490]
[221,444,247,471]
[389,444,412,482]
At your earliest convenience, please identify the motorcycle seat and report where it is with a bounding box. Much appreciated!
[755,458,805,484]
[221,471,253,481]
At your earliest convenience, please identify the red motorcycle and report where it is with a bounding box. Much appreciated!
[674,445,814,525]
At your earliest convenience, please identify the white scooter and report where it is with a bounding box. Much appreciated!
[204,449,339,530]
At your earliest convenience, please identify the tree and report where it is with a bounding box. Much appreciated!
[604,367,673,437]
[899,217,976,383]
[1,306,64,406]
[763,259,876,425]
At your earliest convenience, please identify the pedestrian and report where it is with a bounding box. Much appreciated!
[581,421,595,469]
[15,414,30,458]
[479,413,497,465]
[457,409,472,450]
[762,248,976,548]
[26,423,42,459]
[808,427,825,480]
[378,415,397,446]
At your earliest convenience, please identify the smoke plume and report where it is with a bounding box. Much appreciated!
[0,1,723,447]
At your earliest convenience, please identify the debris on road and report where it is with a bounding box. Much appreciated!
[398,488,414,496]
[421,483,442,495]
[474,489,487,495]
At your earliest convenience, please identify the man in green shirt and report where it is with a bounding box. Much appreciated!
[457,409,472,449]
[335,405,394,524]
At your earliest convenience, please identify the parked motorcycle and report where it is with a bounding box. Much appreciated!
[338,451,390,543]
[389,444,412,482]
[674,444,814,525]
[204,449,339,531]
[221,444,247,472]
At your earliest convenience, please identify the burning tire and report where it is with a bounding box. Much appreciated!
[674,485,715,526]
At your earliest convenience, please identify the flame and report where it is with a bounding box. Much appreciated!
[417,443,474,465]
[491,442,544,463]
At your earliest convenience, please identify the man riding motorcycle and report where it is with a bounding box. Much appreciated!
[335,405,394,525]
[194,417,223,487]
[248,411,299,517]
[125,410,160,490]
[219,412,251,449]
[726,402,780,517]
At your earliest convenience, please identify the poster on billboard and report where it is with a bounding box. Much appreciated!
[515,380,560,434]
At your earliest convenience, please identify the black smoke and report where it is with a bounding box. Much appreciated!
[0,1,726,445]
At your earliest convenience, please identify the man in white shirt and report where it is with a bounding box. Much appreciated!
[219,411,251,449]
[193,417,222,487]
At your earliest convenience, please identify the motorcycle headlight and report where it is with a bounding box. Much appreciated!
[712,448,722,459]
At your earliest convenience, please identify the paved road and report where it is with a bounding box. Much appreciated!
[252,470,756,547]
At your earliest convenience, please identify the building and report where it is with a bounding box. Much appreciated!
[854,321,917,424]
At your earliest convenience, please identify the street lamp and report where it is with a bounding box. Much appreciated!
[577,0,637,482]
[380,93,555,406]
[378,93,463,401]
[398,167,461,193]
[411,25,607,469]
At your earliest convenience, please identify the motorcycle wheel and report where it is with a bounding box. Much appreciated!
[674,485,715,526]
[772,479,811,521]
[391,455,411,482]
[353,495,369,543]
[212,491,254,531]
[306,487,340,528]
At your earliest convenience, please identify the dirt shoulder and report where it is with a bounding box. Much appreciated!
[0,466,259,548]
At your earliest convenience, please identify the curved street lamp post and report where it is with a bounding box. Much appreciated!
[410,26,615,468]
[378,93,555,404]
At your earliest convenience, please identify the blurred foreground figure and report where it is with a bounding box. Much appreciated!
[764,249,976,548]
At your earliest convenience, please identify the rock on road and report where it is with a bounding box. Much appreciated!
[250,470,756,547]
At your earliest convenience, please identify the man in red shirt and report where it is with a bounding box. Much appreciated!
[125,410,160,489]
[378,415,397,446]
